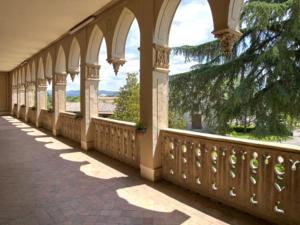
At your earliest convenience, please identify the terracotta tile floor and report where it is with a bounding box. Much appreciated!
[0,116,272,225]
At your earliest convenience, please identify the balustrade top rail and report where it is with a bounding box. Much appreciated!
[60,112,81,119]
[92,116,136,127]
[162,128,300,153]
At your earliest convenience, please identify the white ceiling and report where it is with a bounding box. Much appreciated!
[0,0,113,72]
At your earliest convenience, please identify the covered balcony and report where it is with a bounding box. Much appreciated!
[0,0,299,225]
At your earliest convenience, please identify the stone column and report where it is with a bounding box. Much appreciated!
[53,73,67,136]
[25,82,35,122]
[17,84,25,118]
[138,1,170,181]
[36,79,47,127]
[139,42,170,181]
[11,85,18,114]
[80,63,100,150]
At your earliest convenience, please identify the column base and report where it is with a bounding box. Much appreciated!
[140,165,162,182]
[81,140,94,151]
[53,128,60,136]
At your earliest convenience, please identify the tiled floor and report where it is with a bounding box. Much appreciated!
[0,116,272,225]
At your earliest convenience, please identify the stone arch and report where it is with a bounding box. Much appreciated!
[17,69,22,85]
[154,0,243,50]
[55,46,67,73]
[31,60,36,82]
[45,53,53,80]
[21,67,25,84]
[37,57,45,80]
[111,8,136,61]
[154,0,180,46]
[208,0,243,32]
[68,38,81,73]
[86,25,103,64]
[26,64,31,82]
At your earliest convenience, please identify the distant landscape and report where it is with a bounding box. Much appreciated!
[48,90,119,97]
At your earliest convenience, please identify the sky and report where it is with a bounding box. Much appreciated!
[62,0,214,92]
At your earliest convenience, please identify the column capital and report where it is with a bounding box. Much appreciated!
[18,84,25,91]
[107,58,125,75]
[54,73,67,86]
[153,44,170,72]
[213,29,242,55]
[37,79,47,88]
[82,63,100,81]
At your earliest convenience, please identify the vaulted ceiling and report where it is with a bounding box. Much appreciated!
[0,0,113,72]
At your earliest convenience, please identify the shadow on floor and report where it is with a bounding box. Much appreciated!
[0,116,271,225]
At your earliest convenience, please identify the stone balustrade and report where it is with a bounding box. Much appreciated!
[12,104,18,117]
[39,109,53,131]
[93,117,139,168]
[19,105,26,120]
[27,107,36,125]
[59,112,82,143]
[160,128,300,225]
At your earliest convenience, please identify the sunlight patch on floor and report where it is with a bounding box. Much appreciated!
[60,152,128,179]
[116,184,226,225]
[35,137,73,150]
[21,128,47,136]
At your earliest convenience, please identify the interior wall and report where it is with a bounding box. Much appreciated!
[0,72,10,113]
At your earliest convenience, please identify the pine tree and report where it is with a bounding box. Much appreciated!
[170,0,300,137]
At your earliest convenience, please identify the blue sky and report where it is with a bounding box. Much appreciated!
[63,0,214,92]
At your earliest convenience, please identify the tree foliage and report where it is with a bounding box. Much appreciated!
[170,0,300,137]
[112,73,140,123]
[112,72,187,129]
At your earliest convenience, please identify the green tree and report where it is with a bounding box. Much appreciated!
[47,93,53,110]
[112,72,187,129]
[170,0,300,137]
[112,73,140,123]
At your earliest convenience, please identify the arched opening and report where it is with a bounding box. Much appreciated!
[45,53,53,110]
[163,0,215,131]
[86,26,103,65]
[31,61,36,107]
[55,46,67,74]
[66,38,81,113]
[25,64,34,109]
[106,8,140,123]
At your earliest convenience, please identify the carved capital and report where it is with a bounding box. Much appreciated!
[54,73,67,86]
[153,44,170,70]
[37,79,47,87]
[107,58,126,75]
[18,84,25,90]
[213,29,242,55]
[68,70,79,82]
[83,64,100,80]
[46,77,52,85]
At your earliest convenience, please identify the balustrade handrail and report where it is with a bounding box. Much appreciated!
[161,128,300,153]
[60,111,81,119]
[92,116,136,127]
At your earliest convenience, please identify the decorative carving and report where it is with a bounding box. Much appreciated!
[54,73,67,85]
[37,79,47,87]
[84,64,100,80]
[18,84,25,90]
[213,29,242,55]
[107,58,126,75]
[46,77,52,85]
[153,44,170,70]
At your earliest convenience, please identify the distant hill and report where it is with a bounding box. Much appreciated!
[48,90,118,97]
